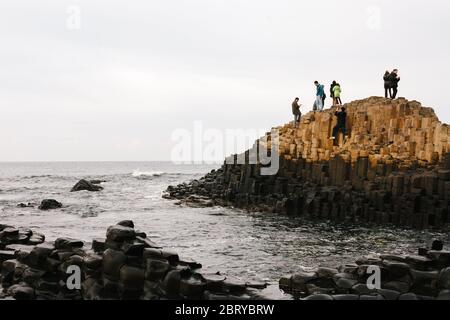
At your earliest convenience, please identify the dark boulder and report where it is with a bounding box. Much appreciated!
[17,203,34,208]
[117,220,134,228]
[7,284,35,300]
[38,199,62,210]
[102,249,127,280]
[54,238,84,250]
[106,225,136,242]
[71,179,103,192]
[432,240,444,251]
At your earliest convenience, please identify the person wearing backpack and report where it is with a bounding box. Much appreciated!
[333,83,342,106]
[314,81,325,111]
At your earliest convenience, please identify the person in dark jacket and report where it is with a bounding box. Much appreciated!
[330,106,347,142]
[383,71,392,98]
[330,81,337,106]
[389,69,400,99]
[291,97,302,128]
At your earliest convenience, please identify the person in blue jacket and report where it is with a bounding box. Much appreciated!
[314,81,325,111]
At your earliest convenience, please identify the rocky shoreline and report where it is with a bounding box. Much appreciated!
[164,97,450,230]
[0,221,267,300]
[279,240,450,300]
[2,221,449,300]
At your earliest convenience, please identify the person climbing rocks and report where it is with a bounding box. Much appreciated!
[332,82,342,106]
[383,71,392,98]
[330,81,337,105]
[314,81,325,111]
[330,106,347,142]
[389,69,400,99]
[291,97,302,128]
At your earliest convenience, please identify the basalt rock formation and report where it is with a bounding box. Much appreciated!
[165,97,450,229]
[71,179,103,192]
[279,240,450,300]
[0,222,265,300]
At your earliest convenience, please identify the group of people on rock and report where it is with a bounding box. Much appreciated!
[312,80,343,112]
[291,80,344,128]
[383,69,401,99]
[291,69,400,141]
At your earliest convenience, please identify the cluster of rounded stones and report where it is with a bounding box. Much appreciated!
[279,240,450,300]
[1,221,265,300]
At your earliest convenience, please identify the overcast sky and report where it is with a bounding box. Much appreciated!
[1,0,449,161]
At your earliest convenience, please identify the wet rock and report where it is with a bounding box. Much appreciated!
[91,238,106,253]
[106,225,135,242]
[29,243,55,267]
[7,284,35,300]
[54,238,84,250]
[117,220,134,228]
[431,240,444,251]
[317,267,339,278]
[417,295,435,300]
[100,277,120,299]
[90,180,106,185]
[179,258,202,269]
[161,250,180,266]
[0,227,19,238]
[83,254,103,269]
[335,277,358,290]
[399,293,419,300]
[377,288,400,300]
[162,270,182,298]
[382,281,410,293]
[22,268,46,287]
[303,294,334,300]
[204,274,227,292]
[351,283,377,295]
[332,294,359,300]
[17,203,34,208]
[64,254,84,267]
[121,241,145,256]
[143,248,165,260]
[410,269,439,284]
[0,250,15,263]
[245,280,267,290]
[119,265,145,291]
[222,276,247,294]
[38,199,62,210]
[28,234,45,245]
[427,251,450,268]
[438,267,450,289]
[290,272,318,294]
[359,294,384,300]
[71,179,103,192]
[102,249,127,280]
[145,259,170,281]
[405,255,434,271]
[82,278,102,300]
[382,260,410,278]
[306,284,335,295]
[338,264,358,274]
[380,254,406,263]
[179,273,207,298]
[136,236,161,249]
[437,290,450,300]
